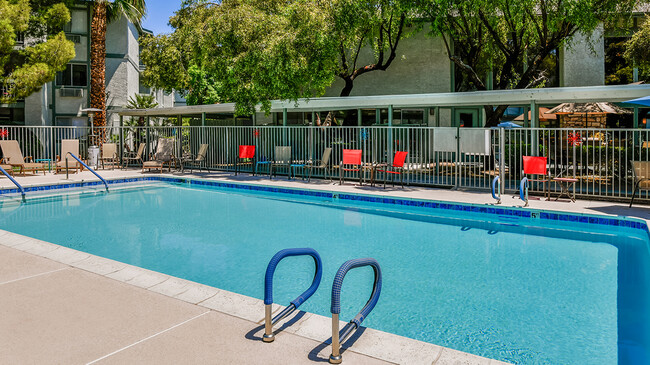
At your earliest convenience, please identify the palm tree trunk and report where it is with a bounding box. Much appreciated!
[90,1,107,144]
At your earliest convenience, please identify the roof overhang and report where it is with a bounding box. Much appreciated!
[116,84,650,117]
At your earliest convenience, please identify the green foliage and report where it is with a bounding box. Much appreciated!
[625,16,650,75]
[0,0,74,103]
[419,0,640,126]
[140,0,415,113]
[125,93,158,127]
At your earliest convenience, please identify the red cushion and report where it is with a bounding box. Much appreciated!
[239,145,255,159]
[523,156,547,175]
[342,149,362,165]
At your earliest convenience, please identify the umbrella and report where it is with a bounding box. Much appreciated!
[546,102,631,115]
[496,121,523,129]
[546,102,631,128]
[623,96,650,107]
[514,107,557,122]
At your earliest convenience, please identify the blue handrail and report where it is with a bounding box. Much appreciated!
[491,176,501,204]
[263,247,322,342]
[329,258,382,364]
[520,177,529,206]
[66,152,108,192]
[0,165,25,202]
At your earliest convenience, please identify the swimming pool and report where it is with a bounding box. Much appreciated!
[1,179,649,364]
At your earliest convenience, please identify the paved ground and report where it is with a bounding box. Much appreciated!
[0,168,522,364]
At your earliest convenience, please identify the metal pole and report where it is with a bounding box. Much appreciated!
[329,313,341,364]
[263,304,274,342]
[499,127,505,195]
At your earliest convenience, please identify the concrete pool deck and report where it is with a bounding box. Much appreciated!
[1,168,648,364]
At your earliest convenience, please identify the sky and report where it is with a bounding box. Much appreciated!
[142,0,184,35]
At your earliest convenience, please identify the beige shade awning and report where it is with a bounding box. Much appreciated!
[546,102,632,115]
[514,107,557,121]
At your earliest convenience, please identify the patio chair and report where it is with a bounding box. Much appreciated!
[235,145,256,175]
[122,143,145,170]
[55,139,82,174]
[0,164,13,176]
[376,151,408,188]
[291,147,332,182]
[100,143,119,170]
[336,149,363,185]
[0,140,46,176]
[269,146,292,180]
[630,161,650,207]
[520,156,551,206]
[181,143,209,173]
[142,138,176,173]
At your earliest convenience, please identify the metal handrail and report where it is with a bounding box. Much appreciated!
[491,176,501,204]
[520,177,529,206]
[263,247,323,343]
[65,152,109,192]
[329,258,382,364]
[0,165,25,202]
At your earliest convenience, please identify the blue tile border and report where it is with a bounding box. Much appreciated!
[2,176,648,234]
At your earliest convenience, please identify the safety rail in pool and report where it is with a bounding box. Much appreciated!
[329,258,382,364]
[0,165,25,202]
[491,176,501,204]
[66,152,109,192]
[263,248,323,342]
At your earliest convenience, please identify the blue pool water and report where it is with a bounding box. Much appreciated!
[1,182,649,364]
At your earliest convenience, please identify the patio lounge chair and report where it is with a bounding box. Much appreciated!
[376,151,408,188]
[181,143,209,172]
[122,143,145,170]
[236,145,255,175]
[100,143,119,170]
[0,164,13,176]
[269,146,292,179]
[336,149,363,185]
[55,139,82,174]
[630,161,650,207]
[0,140,46,176]
[290,147,332,182]
[142,138,176,173]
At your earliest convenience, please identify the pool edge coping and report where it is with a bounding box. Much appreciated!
[0,229,507,365]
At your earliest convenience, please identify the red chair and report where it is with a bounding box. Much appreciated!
[338,149,362,185]
[521,156,550,203]
[376,151,408,188]
[235,145,255,175]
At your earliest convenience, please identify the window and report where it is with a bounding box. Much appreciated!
[63,21,72,33]
[15,32,24,45]
[56,64,87,87]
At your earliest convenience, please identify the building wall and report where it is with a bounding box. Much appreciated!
[560,27,605,87]
[324,31,452,97]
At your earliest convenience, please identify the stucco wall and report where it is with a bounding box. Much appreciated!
[324,31,451,97]
[24,85,50,126]
[561,26,605,87]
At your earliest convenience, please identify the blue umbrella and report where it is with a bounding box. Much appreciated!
[623,96,650,107]
[496,121,523,129]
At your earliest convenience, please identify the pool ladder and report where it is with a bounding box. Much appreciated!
[263,248,382,364]
[0,165,25,202]
[66,152,109,192]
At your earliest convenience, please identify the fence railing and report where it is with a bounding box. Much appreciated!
[1,125,650,202]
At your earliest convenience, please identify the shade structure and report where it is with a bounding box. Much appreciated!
[546,102,632,115]
[623,96,650,107]
[514,107,557,122]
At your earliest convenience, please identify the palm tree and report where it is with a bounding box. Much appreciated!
[90,0,146,142]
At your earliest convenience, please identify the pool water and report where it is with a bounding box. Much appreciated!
[1,183,649,364]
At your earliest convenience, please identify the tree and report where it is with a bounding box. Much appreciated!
[419,0,640,127]
[0,0,75,104]
[140,0,416,114]
[625,16,650,77]
[90,0,146,138]
[125,93,158,126]
[331,0,415,96]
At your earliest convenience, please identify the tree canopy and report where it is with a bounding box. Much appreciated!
[140,0,415,114]
[625,16,650,76]
[0,0,75,104]
[418,0,641,126]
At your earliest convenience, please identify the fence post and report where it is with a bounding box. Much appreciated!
[499,127,505,195]
[119,115,124,164]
